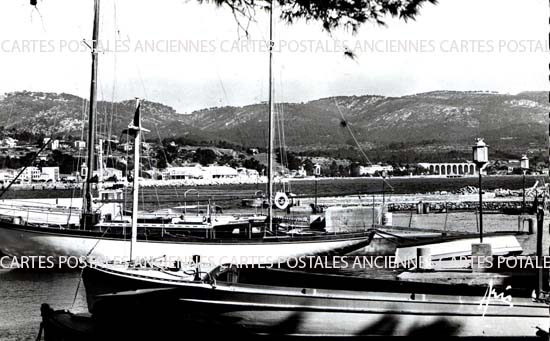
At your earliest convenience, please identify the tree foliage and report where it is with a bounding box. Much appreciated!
[193,148,218,166]
[199,0,437,34]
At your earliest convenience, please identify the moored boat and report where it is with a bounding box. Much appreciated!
[37,262,550,339]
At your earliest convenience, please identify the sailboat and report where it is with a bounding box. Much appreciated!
[0,0,374,266]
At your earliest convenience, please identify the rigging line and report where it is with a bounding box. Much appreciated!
[142,130,160,210]
[74,98,87,202]
[70,225,111,310]
[275,103,287,193]
[280,102,290,192]
[154,124,180,203]
[139,132,145,213]
[103,0,118,163]
[333,97,393,190]
[277,73,290,191]
[124,131,129,212]
[211,47,249,148]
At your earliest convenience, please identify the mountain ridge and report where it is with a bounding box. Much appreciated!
[0,90,546,156]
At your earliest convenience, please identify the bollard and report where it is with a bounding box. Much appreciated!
[416,202,423,214]
[471,243,492,273]
[423,203,430,214]
[382,212,393,226]
[416,247,432,270]
[528,218,535,235]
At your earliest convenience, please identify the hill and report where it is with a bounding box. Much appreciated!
[0,90,546,159]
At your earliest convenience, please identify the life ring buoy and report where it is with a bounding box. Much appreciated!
[202,216,207,223]
[274,192,289,210]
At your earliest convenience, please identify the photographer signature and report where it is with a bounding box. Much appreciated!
[479,279,513,316]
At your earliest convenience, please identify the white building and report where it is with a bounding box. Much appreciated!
[74,141,86,150]
[313,164,321,176]
[288,166,307,178]
[418,162,480,176]
[93,167,123,181]
[358,164,394,176]
[0,169,15,184]
[162,165,205,180]
[236,167,259,178]
[0,137,18,148]
[205,166,238,179]
[117,143,132,152]
[104,167,123,180]
[20,167,41,182]
[40,167,60,182]
[43,138,59,150]
[162,165,253,181]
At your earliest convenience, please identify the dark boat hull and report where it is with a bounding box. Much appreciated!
[77,264,549,339]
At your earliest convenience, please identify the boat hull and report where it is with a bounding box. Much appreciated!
[396,234,523,261]
[81,265,549,338]
[0,223,373,266]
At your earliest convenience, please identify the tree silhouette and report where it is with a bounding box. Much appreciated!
[199,0,437,34]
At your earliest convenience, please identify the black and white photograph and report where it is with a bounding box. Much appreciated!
[0,0,549,339]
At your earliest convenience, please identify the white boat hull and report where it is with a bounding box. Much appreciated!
[395,235,523,262]
[0,224,372,266]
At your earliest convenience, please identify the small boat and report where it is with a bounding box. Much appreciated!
[395,233,523,262]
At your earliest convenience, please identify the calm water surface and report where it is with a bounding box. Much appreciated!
[0,270,87,341]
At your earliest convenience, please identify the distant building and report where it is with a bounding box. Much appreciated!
[74,140,86,150]
[103,167,123,180]
[42,138,59,150]
[92,167,123,181]
[162,165,205,180]
[20,167,41,182]
[204,166,238,179]
[355,164,394,176]
[117,143,132,152]
[313,163,321,176]
[417,162,480,175]
[0,169,15,184]
[40,167,60,182]
[236,167,259,178]
[80,164,88,178]
[0,137,18,148]
[162,165,252,181]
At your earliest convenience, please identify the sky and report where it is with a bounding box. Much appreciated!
[0,0,547,113]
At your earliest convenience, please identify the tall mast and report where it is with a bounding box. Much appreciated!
[129,99,141,262]
[84,0,100,215]
[267,0,274,232]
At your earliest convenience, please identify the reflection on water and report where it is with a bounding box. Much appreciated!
[0,270,87,341]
